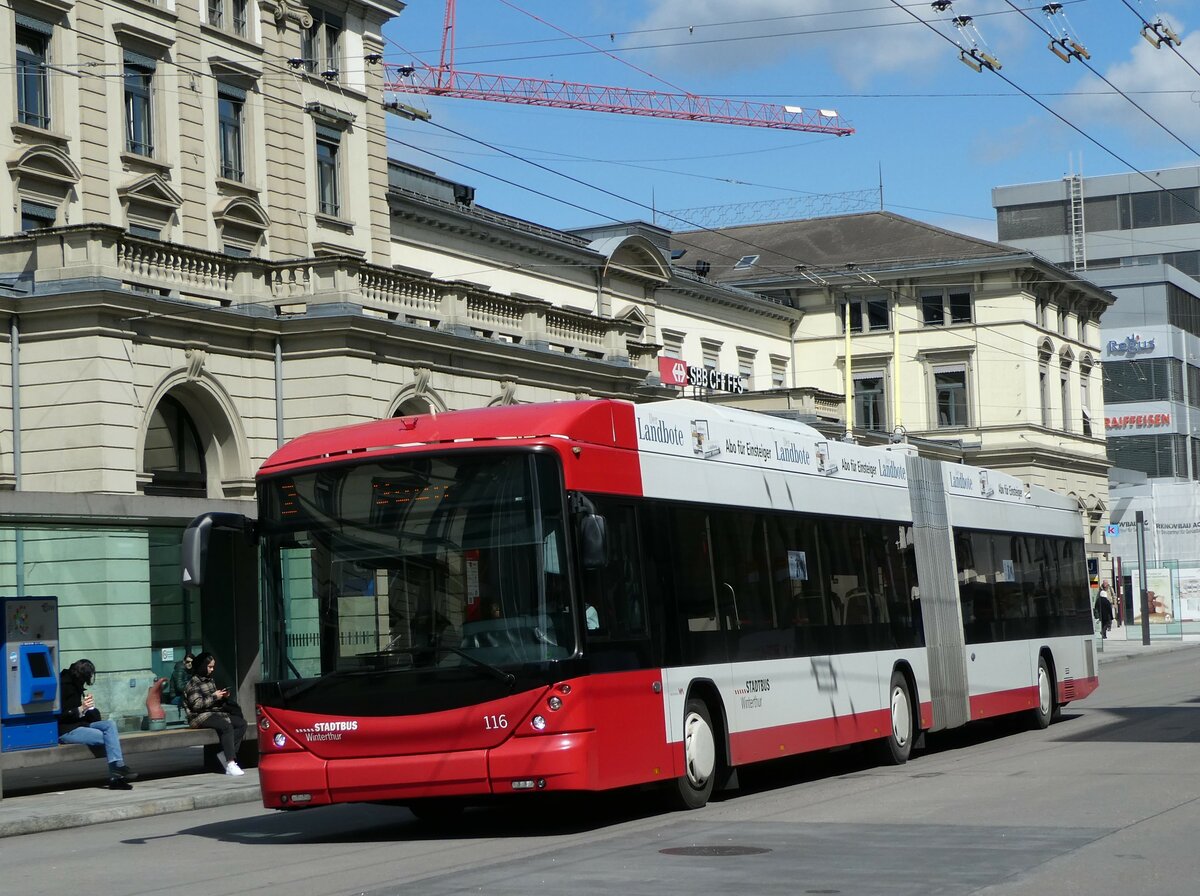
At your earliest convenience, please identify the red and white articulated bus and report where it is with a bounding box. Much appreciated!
[183,398,1098,815]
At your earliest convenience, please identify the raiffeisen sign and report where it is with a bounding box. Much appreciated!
[657,357,746,393]
[1104,412,1171,430]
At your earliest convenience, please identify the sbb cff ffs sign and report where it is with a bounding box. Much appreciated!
[657,357,746,394]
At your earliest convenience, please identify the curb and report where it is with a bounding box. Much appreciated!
[0,784,260,839]
[1096,642,1200,665]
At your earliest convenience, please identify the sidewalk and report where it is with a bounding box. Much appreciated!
[0,758,262,839]
[3,637,1199,839]
[1095,629,1200,664]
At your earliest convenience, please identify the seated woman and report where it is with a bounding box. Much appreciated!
[183,652,247,776]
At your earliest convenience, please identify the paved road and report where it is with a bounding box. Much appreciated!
[3,648,1199,896]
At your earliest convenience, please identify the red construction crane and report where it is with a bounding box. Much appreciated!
[383,0,853,136]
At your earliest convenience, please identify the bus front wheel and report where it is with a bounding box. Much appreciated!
[1031,655,1055,729]
[671,697,716,810]
[880,670,914,765]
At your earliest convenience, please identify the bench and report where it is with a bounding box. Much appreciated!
[0,727,221,771]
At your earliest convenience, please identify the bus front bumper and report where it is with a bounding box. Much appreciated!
[259,730,598,809]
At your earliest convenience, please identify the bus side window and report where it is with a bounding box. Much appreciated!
[581,500,646,640]
[710,510,774,631]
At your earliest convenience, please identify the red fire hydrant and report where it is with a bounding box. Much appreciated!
[146,677,168,730]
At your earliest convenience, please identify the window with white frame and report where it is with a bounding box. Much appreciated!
[921,287,971,326]
[208,0,249,37]
[16,16,53,129]
[770,355,787,389]
[303,7,343,75]
[737,349,755,390]
[661,331,684,359]
[853,371,888,432]
[217,81,246,181]
[700,339,721,371]
[316,126,342,217]
[838,294,890,333]
[124,50,156,157]
[20,199,56,232]
[934,365,968,428]
[1039,344,1052,428]
[1080,364,1093,437]
[1060,357,1072,432]
[128,222,161,239]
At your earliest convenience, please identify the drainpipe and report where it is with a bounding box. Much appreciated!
[11,316,20,489]
[891,293,903,431]
[274,337,284,449]
[843,299,854,437]
[11,315,23,595]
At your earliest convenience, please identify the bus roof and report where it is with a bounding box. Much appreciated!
[258,399,638,476]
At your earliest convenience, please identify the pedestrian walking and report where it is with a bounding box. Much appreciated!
[1096,583,1114,639]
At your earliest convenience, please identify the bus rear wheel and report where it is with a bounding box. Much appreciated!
[1031,656,1055,730]
[671,697,716,810]
[880,670,914,765]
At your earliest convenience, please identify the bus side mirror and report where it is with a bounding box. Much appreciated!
[182,512,254,588]
[579,514,609,570]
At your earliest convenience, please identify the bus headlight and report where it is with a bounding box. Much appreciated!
[547,696,562,711]
[531,715,547,731]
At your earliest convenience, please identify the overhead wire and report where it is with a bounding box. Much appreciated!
[3,0,1174,382]
[1000,0,1200,160]
[887,0,1200,224]
[1116,0,1200,83]
[404,1,1084,70]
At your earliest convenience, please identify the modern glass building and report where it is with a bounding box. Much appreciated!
[995,168,1200,638]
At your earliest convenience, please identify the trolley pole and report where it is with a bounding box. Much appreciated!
[1135,510,1150,646]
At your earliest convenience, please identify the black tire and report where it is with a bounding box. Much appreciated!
[880,670,914,765]
[1031,655,1054,730]
[670,697,717,810]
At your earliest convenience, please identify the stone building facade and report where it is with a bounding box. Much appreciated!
[670,212,1114,553]
[0,1,810,726]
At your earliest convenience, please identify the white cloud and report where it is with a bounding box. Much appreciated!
[628,0,1025,89]
[1060,22,1200,146]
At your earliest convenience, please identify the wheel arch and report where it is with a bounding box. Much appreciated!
[685,678,732,771]
[890,660,921,731]
[1038,646,1060,703]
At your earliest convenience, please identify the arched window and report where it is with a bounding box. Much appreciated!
[393,396,432,417]
[144,394,206,496]
[1038,342,1053,428]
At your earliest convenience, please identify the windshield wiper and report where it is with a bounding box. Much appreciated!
[277,661,408,701]
[435,643,516,687]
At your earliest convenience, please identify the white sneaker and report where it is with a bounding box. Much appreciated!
[225,761,245,777]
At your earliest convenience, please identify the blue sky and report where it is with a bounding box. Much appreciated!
[380,1,1199,241]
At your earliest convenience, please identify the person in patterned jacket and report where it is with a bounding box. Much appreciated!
[183,652,247,776]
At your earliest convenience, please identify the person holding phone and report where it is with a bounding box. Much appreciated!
[58,658,138,790]
[183,652,247,776]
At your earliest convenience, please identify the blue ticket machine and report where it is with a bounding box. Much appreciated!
[2,596,60,751]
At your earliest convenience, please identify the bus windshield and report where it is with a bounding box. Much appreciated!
[259,450,574,680]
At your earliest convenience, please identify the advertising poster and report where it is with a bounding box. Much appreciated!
[1178,570,1200,622]
[1133,567,1174,623]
